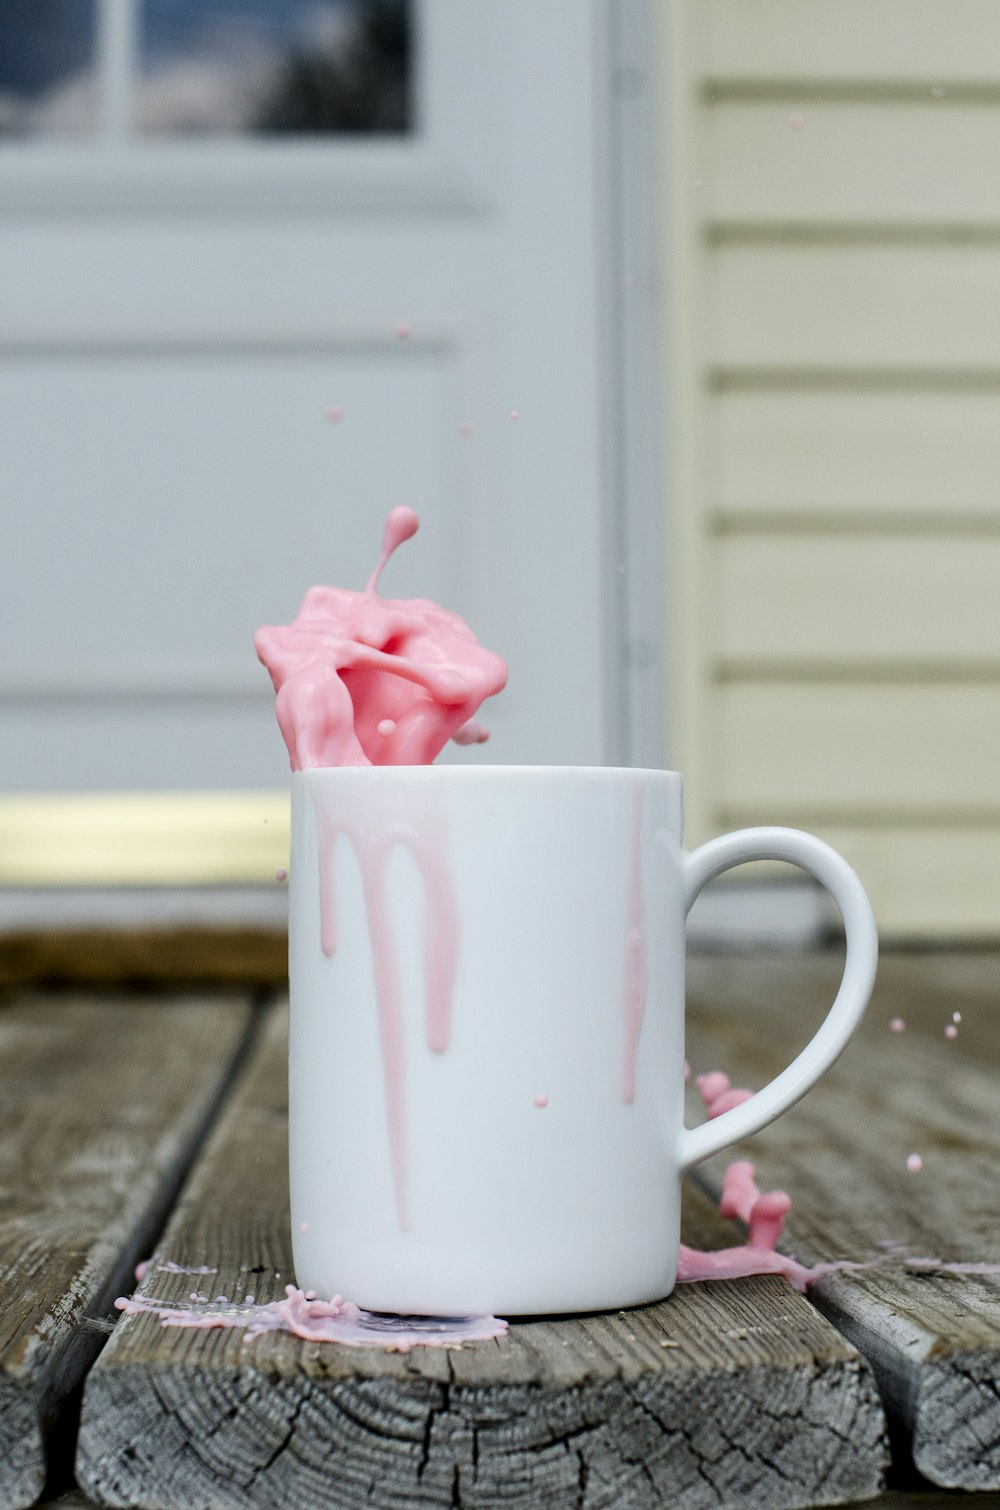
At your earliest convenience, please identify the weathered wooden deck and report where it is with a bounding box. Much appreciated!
[3,950,1000,1509]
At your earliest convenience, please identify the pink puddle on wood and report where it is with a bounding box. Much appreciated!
[115,1285,507,1353]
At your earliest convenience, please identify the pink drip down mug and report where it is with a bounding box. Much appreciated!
[288,766,877,1316]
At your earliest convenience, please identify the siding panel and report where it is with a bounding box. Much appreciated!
[719,683,1000,814]
[714,247,1000,370]
[706,0,1000,82]
[709,105,1000,224]
[713,392,1000,517]
[717,538,1000,663]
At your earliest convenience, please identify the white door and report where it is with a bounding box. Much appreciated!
[1,0,665,793]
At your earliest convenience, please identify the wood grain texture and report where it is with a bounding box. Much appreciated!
[78,1000,886,1510]
[685,950,1000,1490]
[0,993,254,1510]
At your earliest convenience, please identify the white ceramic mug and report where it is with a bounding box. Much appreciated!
[289,766,877,1316]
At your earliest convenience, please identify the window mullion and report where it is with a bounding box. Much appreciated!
[97,0,138,143]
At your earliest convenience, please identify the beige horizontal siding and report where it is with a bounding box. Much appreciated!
[664,0,1000,936]
[809,827,1000,938]
[713,392,1000,517]
[709,105,1000,224]
[717,538,1000,663]
[705,1,1000,81]
[718,684,1000,816]
[713,247,1000,369]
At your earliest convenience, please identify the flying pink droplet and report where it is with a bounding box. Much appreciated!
[459,421,474,438]
[395,322,411,340]
[509,409,520,420]
[889,1017,905,1033]
[787,111,804,130]
[533,1093,549,1109]
[299,1221,310,1234]
[945,1024,958,1039]
[326,406,343,423]
[953,1011,962,1023]
[377,718,397,737]
[275,867,288,883]
[906,1153,923,1173]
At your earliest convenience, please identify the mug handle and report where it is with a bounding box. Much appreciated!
[678,826,878,1173]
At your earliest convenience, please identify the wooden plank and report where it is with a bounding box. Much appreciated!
[716,537,1000,664]
[0,993,254,1510]
[704,0,1000,82]
[685,950,1000,1490]
[0,926,286,991]
[711,391,1000,518]
[707,104,1000,225]
[78,1000,886,1510]
[717,683,1000,815]
[712,247,1000,370]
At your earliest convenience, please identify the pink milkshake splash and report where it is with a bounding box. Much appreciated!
[254,507,507,770]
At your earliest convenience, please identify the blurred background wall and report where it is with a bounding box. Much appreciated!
[662,0,1000,938]
[3,0,999,947]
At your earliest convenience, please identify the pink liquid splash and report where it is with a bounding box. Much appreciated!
[678,1074,873,1293]
[254,506,508,770]
[116,1285,507,1353]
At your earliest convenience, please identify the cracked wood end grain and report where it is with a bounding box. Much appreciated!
[686,949,1000,1492]
[0,993,254,1510]
[78,999,886,1510]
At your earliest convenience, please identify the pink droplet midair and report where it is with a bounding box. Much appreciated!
[787,111,804,130]
[275,868,288,883]
[533,1093,549,1109]
[945,1024,958,1039]
[326,406,343,423]
[907,1153,923,1173]
[395,322,411,340]
[889,1017,905,1033]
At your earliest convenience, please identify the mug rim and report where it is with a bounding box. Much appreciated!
[293,765,682,781]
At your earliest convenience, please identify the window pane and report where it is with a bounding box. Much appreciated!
[138,0,412,137]
[0,0,98,138]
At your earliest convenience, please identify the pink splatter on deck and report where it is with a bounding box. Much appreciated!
[115,1285,507,1353]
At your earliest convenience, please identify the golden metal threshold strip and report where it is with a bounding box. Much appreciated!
[0,792,290,887]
